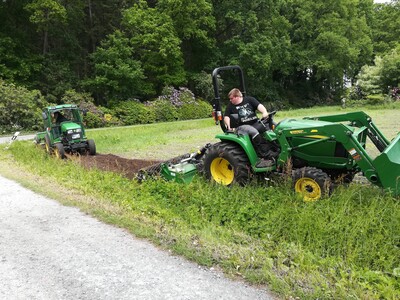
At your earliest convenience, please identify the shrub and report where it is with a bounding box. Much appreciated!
[61,89,111,128]
[0,80,48,133]
[148,98,179,122]
[158,86,212,120]
[177,99,211,120]
[366,94,385,105]
[112,99,156,125]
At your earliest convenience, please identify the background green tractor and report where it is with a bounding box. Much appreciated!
[35,104,96,159]
[201,66,400,200]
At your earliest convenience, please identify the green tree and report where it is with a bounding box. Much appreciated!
[24,0,67,55]
[211,0,292,100]
[372,0,400,55]
[357,56,383,95]
[380,45,400,90]
[285,0,373,105]
[84,30,146,104]
[0,80,48,133]
[120,1,186,96]
[157,0,217,72]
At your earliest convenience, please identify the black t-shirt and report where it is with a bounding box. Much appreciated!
[224,96,260,126]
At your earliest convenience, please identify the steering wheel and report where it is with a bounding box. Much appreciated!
[261,110,278,130]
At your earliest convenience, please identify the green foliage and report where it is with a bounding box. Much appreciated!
[177,100,211,120]
[372,1,400,55]
[62,89,107,128]
[380,45,400,89]
[120,1,186,96]
[84,30,146,103]
[357,56,384,95]
[112,99,156,125]
[156,0,217,72]
[24,0,67,55]
[152,86,211,121]
[190,71,215,101]
[0,0,399,109]
[0,80,48,133]
[148,99,179,122]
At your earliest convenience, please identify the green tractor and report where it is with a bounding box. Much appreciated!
[198,65,400,200]
[35,104,96,159]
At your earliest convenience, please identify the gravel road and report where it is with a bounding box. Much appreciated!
[0,175,275,300]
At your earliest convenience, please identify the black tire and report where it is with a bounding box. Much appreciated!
[54,143,66,159]
[202,142,252,186]
[292,167,332,201]
[44,134,52,155]
[88,139,96,155]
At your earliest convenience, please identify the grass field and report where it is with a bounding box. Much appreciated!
[1,104,399,299]
[88,104,400,159]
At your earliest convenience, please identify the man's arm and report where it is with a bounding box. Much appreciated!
[257,104,269,119]
[224,116,232,131]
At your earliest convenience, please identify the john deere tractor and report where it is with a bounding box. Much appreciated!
[35,104,96,159]
[198,65,400,200]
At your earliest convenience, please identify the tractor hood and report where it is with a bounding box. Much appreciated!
[60,121,82,133]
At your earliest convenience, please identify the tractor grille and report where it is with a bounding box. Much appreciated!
[66,131,83,141]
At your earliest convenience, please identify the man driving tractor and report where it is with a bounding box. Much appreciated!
[224,88,278,168]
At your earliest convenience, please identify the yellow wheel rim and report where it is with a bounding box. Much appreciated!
[45,143,51,154]
[54,148,61,159]
[294,177,322,202]
[210,157,234,185]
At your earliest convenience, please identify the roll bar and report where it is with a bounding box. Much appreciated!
[211,65,246,132]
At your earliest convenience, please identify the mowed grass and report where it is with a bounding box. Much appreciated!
[89,119,221,160]
[1,104,399,299]
[89,103,400,160]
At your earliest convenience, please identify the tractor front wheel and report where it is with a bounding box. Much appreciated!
[44,135,52,155]
[292,167,332,201]
[87,139,96,156]
[202,142,251,186]
[54,143,66,159]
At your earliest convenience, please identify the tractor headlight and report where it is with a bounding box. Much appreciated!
[75,128,82,133]
[67,129,73,134]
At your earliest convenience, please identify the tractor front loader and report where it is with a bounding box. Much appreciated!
[35,104,96,159]
[199,65,400,200]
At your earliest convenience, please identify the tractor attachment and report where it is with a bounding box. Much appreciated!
[136,144,210,183]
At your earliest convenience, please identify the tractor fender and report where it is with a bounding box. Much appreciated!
[215,132,259,165]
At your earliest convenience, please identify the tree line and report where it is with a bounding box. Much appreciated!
[0,0,399,109]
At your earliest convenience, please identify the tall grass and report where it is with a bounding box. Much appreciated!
[1,104,400,299]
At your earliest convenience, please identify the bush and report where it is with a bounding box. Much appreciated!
[158,86,212,121]
[366,94,385,105]
[177,99,211,120]
[148,98,179,122]
[112,99,156,125]
[0,80,48,133]
[62,89,108,128]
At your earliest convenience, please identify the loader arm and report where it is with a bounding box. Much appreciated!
[276,115,400,196]
[304,111,390,151]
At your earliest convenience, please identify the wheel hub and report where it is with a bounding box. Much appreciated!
[295,178,321,201]
[210,158,234,185]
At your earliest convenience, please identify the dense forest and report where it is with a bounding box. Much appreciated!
[0,0,399,110]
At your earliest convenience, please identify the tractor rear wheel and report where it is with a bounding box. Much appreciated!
[88,139,96,155]
[202,142,252,186]
[44,135,52,155]
[292,167,332,201]
[54,143,66,159]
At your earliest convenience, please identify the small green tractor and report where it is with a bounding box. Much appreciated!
[35,104,96,159]
[155,65,400,200]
